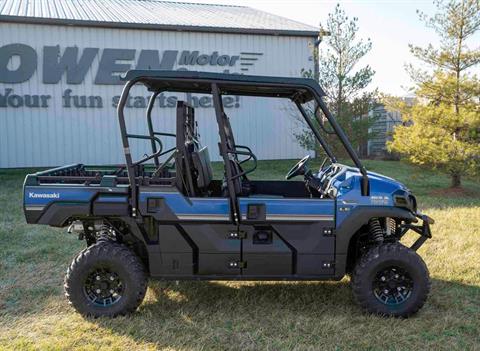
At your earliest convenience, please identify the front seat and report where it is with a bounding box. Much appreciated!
[191,145,214,193]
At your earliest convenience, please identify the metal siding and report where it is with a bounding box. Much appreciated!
[0,22,314,167]
[0,0,318,35]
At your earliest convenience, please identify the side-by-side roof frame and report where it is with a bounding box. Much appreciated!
[122,70,326,102]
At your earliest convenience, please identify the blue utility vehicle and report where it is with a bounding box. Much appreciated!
[23,71,433,317]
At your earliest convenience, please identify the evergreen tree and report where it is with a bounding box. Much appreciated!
[388,0,480,187]
[295,4,377,158]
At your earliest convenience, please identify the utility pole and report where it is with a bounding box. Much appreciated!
[312,26,331,159]
[313,26,331,82]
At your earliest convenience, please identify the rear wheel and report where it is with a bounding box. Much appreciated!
[352,243,430,317]
[64,241,147,317]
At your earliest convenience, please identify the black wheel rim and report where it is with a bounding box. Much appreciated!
[83,267,124,307]
[372,266,413,306]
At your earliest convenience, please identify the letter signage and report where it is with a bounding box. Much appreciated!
[0,43,263,110]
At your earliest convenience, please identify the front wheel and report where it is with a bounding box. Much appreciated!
[352,243,430,317]
[64,241,147,317]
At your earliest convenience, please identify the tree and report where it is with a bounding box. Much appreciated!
[388,0,480,187]
[294,4,377,158]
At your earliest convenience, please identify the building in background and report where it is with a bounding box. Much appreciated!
[0,0,318,168]
[367,104,403,159]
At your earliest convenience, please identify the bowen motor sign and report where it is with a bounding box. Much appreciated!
[0,44,262,109]
[0,44,254,84]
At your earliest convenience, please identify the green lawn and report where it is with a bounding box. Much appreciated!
[0,160,479,350]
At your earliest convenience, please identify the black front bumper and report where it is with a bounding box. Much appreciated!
[400,213,434,251]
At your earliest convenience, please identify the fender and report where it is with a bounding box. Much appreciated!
[36,202,90,227]
[334,206,416,278]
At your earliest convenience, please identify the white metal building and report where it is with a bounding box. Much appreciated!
[0,0,318,168]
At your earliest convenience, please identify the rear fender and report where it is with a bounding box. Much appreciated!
[24,185,129,226]
[24,186,96,226]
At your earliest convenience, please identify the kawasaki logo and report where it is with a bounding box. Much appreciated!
[28,192,60,199]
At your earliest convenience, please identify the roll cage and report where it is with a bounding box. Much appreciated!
[116,70,370,219]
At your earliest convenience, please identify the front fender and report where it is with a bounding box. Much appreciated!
[334,206,416,278]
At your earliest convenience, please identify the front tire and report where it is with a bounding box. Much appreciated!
[352,243,430,317]
[64,241,147,317]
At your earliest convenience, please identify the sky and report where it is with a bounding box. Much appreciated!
[181,0,447,96]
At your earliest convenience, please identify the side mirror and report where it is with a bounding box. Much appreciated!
[315,105,335,135]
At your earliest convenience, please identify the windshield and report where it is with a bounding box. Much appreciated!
[298,93,369,190]
[297,99,337,163]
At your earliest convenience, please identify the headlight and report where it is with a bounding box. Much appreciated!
[393,191,417,212]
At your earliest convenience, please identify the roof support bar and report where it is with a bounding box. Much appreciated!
[117,78,140,217]
[295,101,337,163]
[146,91,161,168]
[211,83,239,223]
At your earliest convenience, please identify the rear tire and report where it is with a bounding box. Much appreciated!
[352,243,430,317]
[64,241,147,317]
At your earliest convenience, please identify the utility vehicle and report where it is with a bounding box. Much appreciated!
[23,71,433,318]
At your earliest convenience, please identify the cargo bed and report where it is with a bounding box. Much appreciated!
[23,163,174,226]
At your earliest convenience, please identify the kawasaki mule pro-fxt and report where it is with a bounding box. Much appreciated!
[23,71,433,317]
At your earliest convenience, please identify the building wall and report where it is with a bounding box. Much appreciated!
[0,23,315,168]
[367,104,402,158]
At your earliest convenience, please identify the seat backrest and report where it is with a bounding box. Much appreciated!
[191,146,213,190]
[221,112,248,195]
[222,112,236,151]
[175,101,195,195]
[175,100,214,195]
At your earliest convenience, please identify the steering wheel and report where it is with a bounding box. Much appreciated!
[285,155,311,180]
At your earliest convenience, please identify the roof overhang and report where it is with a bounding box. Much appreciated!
[0,15,319,38]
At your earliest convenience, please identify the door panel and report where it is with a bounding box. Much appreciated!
[148,225,195,277]
[241,225,293,276]
[182,223,241,275]
[138,187,240,276]
[239,197,336,276]
[273,223,335,275]
[272,223,335,254]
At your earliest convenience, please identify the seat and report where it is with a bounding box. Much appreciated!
[220,113,252,196]
[174,101,214,196]
[191,145,213,191]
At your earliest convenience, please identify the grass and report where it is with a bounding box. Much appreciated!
[0,160,479,350]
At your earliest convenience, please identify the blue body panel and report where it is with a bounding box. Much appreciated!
[96,195,129,203]
[239,197,335,222]
[23,183,129,225]
[138,192,336,223]
[139,191,231,221]
[24,186,99,206]
[331,166,410,226]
